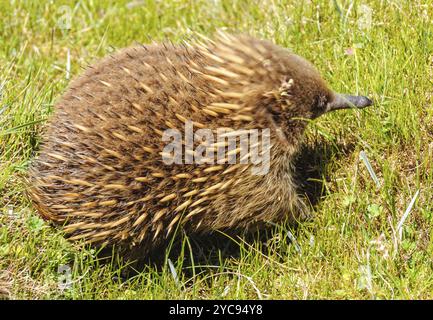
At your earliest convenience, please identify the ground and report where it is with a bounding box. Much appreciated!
[1,0,433,299]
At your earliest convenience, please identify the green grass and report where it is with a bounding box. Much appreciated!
[1,0,433,299]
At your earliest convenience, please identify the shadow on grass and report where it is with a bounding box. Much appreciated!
[294,139,356,207]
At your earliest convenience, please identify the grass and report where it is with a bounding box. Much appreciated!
[1,0,432,299]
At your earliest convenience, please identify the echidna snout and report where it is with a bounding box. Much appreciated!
[28,32,373,256]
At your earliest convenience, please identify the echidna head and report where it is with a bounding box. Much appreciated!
[264,52,373,125]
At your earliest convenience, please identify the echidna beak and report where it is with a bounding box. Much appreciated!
[327,93,373,112]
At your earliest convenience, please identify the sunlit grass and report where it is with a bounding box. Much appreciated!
[1,0,432,299]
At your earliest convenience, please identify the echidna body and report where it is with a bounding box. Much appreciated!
[29,33,372,254]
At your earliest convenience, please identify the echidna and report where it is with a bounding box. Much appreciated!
[28,32,372,256]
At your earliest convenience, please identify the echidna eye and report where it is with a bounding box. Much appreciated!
[315,95,328,111]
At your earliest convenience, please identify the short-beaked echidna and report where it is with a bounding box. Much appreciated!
[28,32,372,255]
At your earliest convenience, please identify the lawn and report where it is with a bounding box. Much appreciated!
[0,0,432,299]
